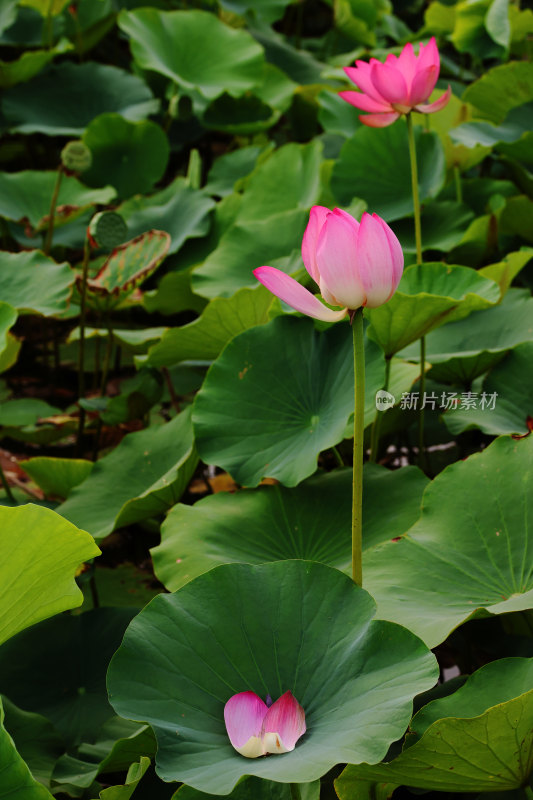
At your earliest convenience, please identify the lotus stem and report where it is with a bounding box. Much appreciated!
[351,307,365,587]
[369,356,391,463]
[406,114,422,265]
[76,237,91,455]
[406,113,427,470]
[100,315,114,396]
[290,784,302,800]
[454,164,463,204]
[43,166,63,256]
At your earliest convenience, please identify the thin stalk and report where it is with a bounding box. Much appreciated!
[369,356,391,463]
[406,113,427,470]
[0,462,16,504]
[454,164,463,204]
[331,445,344,467]
[43,167,63,256]
[418,335,428,471]
[406,114,422,265]
[351,308,365,587]
[76,237,91,454]
[100,315,114,396]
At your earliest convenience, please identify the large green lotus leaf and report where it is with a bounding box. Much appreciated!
[450,102,533,149]
[450,0,506,60]
[463,60,533,123]
[0,1,17,36]
[19,0,69,14]
[20,457,93,499]
[364,435,533,648]
[0,399,60,426]
[391,202,475,254]
[97,756,151,800]
[0,698,54,799]
[366,263,500,357]
[235,140,323,224]
[176,777,320,800]
[331,124,445,221]
[400,287,533,383]
[0,170,115,229]
[2,62,159,135]
[201,93,276,136]
[204,145,269,198]
[443,342,533,437]
[0,302,18,358]
[193,317,385,487]
[82,114,169,199]
[78,563,163,612]
[1,696,64,786]
[57,409,196,540]
[79,716,155,776]
[0,38,71,88]
[479,249,533,295]
[152,464,428,591]
[192,141,322,299]
[84,231,171,310]
[192,209,307,300]
[218,0,292,23]
[249,23,328,86]
[107,560,438,795]
[117,177,214,255]
[118,9,264,100]
[146,287,274,367]
[0,251,74,316]
[336,659,533,794]
[0,608,137,746]
[0,504,100,647]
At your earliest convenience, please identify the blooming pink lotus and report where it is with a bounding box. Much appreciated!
[340,37,451,128]
[224,691,306,758]
[254,206,403,321]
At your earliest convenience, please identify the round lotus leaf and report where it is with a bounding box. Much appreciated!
[366,262,500,357]
[192,316,386,487]
[152,464,428,591]
[82,113,169,199]
[117,9,264,101]
[364,434,533,648]
[337,658,533,795]
[331,124,446,222]
[107,560,438,795]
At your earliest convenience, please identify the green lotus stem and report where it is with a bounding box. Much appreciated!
[351,308,365,587]
[369,356,391,463]
[454,164,463,204]
[418,334,427,470]
[332,445,344,467]
[290,784,302,800]
[100,315,114,396]
[406,113,427,470]
[406,114,422,265]
[76,237,91,454]
[43,166,63,256]
[0,463,16,504]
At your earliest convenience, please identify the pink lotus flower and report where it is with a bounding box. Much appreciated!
[340,37,451,127]
[254,206,403,320]
[224,690,306,758]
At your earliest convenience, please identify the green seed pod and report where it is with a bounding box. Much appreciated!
[60,141,92,173]
[88,211,128,249]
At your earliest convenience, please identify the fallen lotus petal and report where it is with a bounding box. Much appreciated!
[224,690,306,758]
[340,37,451,127]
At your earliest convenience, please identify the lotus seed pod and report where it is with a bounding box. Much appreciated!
[61,141,92,173]
[89,211,128,249]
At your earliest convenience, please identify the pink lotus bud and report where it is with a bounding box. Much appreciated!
[224,690,306,758]
[254,207,403,320]
[340,37,451,127]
